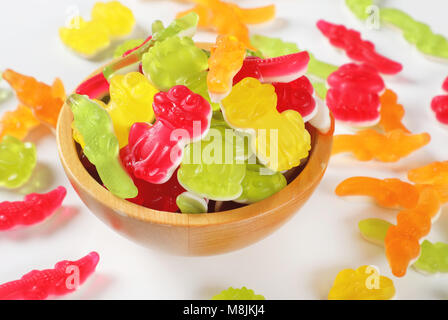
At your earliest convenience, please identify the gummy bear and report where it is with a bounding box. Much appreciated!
[345,0,374,21]
[335,177,420,209]
[0,104,40,141]
[0,186,66,231]
[107,72,158,147]
[207,35,246,102]
[176,191,208,213]
[328,265,395,300]
[68,94,138,199]
[221,77,311,172]
[0,252,99,300]
[125,85,212,184]
[91,1,135,37]
[317,20,402,75]
[2,69,65,128]
[379,89,410,133]
[332,129,430,162]
[380,8,448,60]
[385,186,441,277]
[142,36,208,91]
[0,135,36,189]
[212,287,265,300]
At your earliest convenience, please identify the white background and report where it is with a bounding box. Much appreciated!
[1,0,448,300]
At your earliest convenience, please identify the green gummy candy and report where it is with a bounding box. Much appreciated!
[358,218,391,244]
[0,135,36,189]
[178,70,220,111]
[176,191,208,214]
[345,0,373,21]
[307,53,338,81]
[414,241,448,274]
[151,20,165,35]
[212,287,265,300]
[153,12,198,42]
[142,36,208,91]
[178,126,246,201]
[236,164,286,204]
[68,94,137,199]
[381,8,448,59]
[113,39,144,58]
[310,80,328,99]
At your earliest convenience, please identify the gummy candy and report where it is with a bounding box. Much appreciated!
[345,0,373,21]
[75,72,110,100]
[0,104,40,141]
[385,186,441,277]
[179,71,220,111]
[358,218,392,246]
[431,95,448,126]
[0,135,36,189]
[335,177,420,209]
[0,252,99,300]
[332,129,431,162]
[176,191,208,213]
[233,51,310,85]
[59,1,135,57]
[114,39,144,58]
[408,161,448,203]
[207,35,246,102]
[68,94,137,199]
[414,240,448,274]
[228,3,275,25]
[212,287,265,300]
[221,77,311,172]
[236,164,286,204]
[0,186,66,231]
[178,125,246,200]
[107,72,158,147]
[326,63,385,127]
[249,34,338,82]
[328,265,395,300]
[317,20,402,75]
[103,12,199,80]
[2,69,65,128]
[91,1,135,37]
[120,149,185,212]
[380,8,448,60]
[443,76,448,92]
[142,36,208,91]
[379,89,410,133]
[125,86,212,184]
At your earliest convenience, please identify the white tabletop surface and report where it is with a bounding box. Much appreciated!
[1,0,448,300]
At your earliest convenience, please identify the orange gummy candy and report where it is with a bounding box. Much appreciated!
[332,129,430,162]
[228,3,276,25]
[0,104,40,141]
[409,161,448,203]
[335,177,420,209]
[379,89,410,133]
[385,186,441,277]
[2,69,65,128]
[207,35,246,101]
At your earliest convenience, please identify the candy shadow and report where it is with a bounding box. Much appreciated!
[16,162,55,196]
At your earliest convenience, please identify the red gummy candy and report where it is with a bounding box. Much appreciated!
[443,76,448,93]
[120,147,185,212]
[123,35,152,57]
[0,252,99,300]
[0,186,67,231]
[126,85,211,184]
[317,20,402,75]
[327,63,385,93]
[233,51,310,84]
[75,72,109,100]
[273,76,317,121]
[431,95,448,125]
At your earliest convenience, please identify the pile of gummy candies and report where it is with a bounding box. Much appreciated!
[0,0,448,300]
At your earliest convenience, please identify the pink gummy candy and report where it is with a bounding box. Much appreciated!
[273,76,317,121]
[443,76,448,93]
[233,51,310,84]
[125,85,212,184]
[317,20,402,75]
[0,186,67,231]
[0,252,99,300]
[75,73,109,100]
[431,95,448,125]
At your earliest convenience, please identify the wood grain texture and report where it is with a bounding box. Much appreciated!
[56,63,334,256]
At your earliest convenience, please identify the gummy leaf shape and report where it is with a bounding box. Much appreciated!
[0,135,36,189]
[212,287,265,300]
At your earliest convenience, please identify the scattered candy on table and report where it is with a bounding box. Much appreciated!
[0,252,99,300]
[0,104,40,141]
[328,265,395,300]
[379,89,410,133]
[212,287,265,300]
[0,186,66,231]
[431,77,448,127]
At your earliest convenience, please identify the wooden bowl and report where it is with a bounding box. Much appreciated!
[56,67,334,256]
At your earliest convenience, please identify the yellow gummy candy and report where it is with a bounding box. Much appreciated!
[107,72,157,147]
[91,1,135,37]
[221,77,311,172]
[328,265,395,300]
[59,17,110,56]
